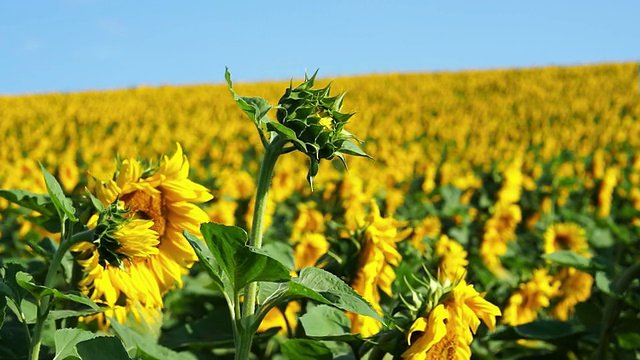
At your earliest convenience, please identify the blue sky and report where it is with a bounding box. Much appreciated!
[1,1,638,95]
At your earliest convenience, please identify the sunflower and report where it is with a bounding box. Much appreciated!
[402,279,501,360]
[552,268,594,321]
[435,235,469,281]
[543,222,589,256]
[73,143,212,329]
[502,268,560,326]
[348,201,410,337]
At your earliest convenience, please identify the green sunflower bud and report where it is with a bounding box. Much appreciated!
[274,71,372,188]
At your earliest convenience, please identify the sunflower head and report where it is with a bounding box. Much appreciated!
[89,199,159,268]
[274,71,372,187]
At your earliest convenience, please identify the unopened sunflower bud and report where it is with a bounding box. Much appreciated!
[275,71,372,188]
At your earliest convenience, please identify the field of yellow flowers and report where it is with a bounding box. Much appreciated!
[1,62,639,359]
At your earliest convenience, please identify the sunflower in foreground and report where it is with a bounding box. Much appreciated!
[402,277,501,360]
[72,143,212,329]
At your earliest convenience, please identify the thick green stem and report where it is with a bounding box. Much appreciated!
[593,262,640,360]
[30,228,94,360]
[236,135,286,359]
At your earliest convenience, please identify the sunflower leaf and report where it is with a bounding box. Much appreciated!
[296,267,381,320]
[225,67,273,128]
[53,328,97,360]
[183,230,225,292]
[15,272,99,310]
[40,163,78,222]
[541,250,605,273]
[197,223,290,293]
[299,305,357,341]
[0,189,57,217]
[76,336,130,360]
[281,339,333,360]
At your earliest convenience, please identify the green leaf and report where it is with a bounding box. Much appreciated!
[490,320,584,341]
[281,339,333,360]
[299,305,356,340]
[54,328,97,360]
[76,337,130,360]
[40,163,78,222]
[1,263,29,305]
[262,242,295,271]
[198,223,291,293]
[590,227,614,248]
[296,267,381,320]
[595,271,618,297]
[225,67,273,127]
[0,189,57,217]
[183,231,225,291]
[0,293,6,330]
[49,307,108,321]
[338,140,372,159]
[542,250,599,272]
[110,320,195,360]
[159,307,234,349]
[85,189,105,213]
[15,272,99,310]
[617,332,640,350]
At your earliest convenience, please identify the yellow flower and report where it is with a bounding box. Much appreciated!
[543,222,589,256]
[410,216,441,255]
[502,268,560,326]
[257,301,301,334]
[552,268,594,321]
[293,233,330,269]
[74,143,212,329]
[348,201,409,337]
[435,235,469,281]
[402,279,501,360]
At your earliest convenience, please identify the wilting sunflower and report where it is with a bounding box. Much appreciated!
[402,279,501,360]
[73,144,212,329]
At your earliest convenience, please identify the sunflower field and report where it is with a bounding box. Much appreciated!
[0,62,639,360]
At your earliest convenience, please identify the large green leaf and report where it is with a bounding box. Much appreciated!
[40,164,78,222]
[299,305,356,340]
[281,339,333,360]
[110,320,196,360]
[296,267,381,320]
[54,328,97,360]
[542,250,601,273]
[76,337,130,360]
[0,189,57,217]
[198,223,291,293]
[183,231,225,291]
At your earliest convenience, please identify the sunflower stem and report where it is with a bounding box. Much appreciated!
[238,134,286,358]
[30,226,94,360]
[593,261,640,360]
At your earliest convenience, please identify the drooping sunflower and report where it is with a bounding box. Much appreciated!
[502,268,560,326]
[402,279,501,360]
[73,144,212,329]
[348,201,410,337]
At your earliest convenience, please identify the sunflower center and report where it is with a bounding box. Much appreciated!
[120,190,167,236]
[554,234,571,249]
